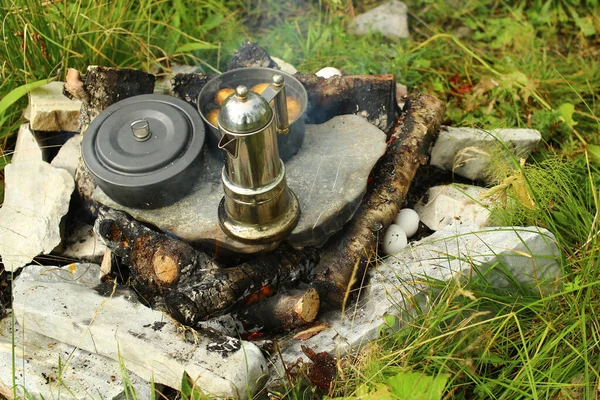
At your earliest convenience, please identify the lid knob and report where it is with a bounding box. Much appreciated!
[272,74,284,86]
[131,120,151,142]
[235,85,249,101]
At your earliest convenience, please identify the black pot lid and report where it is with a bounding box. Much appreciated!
[82,94,205,188]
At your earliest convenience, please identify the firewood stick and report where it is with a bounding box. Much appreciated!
[94,208,219,296]
[94,208,319,325]
[164,246,319,325]
[63,66,156,128]
[235,288,320,333]
[295,74,398,133]
[312,93,446,308]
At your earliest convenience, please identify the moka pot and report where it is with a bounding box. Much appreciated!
[217,74,300,242]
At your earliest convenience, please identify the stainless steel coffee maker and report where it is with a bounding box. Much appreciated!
[217,74,300,242]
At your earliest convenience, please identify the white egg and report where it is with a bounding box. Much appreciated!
[382,224,408,255]
[395,208,420,238]
[315,67,342,79]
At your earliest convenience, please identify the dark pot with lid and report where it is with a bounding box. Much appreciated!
[82,94,205,209]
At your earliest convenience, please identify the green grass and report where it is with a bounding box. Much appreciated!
[2,0,600,398]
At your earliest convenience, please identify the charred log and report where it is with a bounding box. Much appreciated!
[94,208,319,326]
[312,93,446,308]
[94,208,217,298]
[170,73,215,107]
[165,246,319,326]
[63,66,155,127]
[235,288,320,333]
[295,74,398,133]
[226,41,278,70]
[82,66,155,118]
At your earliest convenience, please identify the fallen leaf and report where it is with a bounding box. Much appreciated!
[508,172,536,210]
[294,322,329,340]
[101,249,112,276]
[301,345,337,394]
[386,370,449,400]
[557,103,577,128]
[587,144,600,167]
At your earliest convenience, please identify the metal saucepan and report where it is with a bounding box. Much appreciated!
[197,67,308,162]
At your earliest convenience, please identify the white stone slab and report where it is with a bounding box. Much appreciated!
[276,225,560,370]
[12,264,268,399]
[414,184,492,231]
[27,82,81,132]
[12,124,42,164]
[51,134,81,178]
[0,315,152,400]
[430,127,542,182]
[0,161,74,271]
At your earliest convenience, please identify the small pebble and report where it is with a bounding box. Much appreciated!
[316,67,342,79]
[382,224,408,255]
[395,208,420,238]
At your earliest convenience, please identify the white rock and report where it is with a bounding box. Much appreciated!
[12,264,268,399]
[396,83,408,108]
[275,226,561,371]
[316,67,342,79]
[51,134,81,177]
[271,56,298,75]
[395,208,419,237]
[12,124,43,164]
[0,161,74,271]
[414,184,492,231]
[382,224,408,254]
[61,222,107,262]
[348,0,409,40]
[430,127,542,182]
[384,225,561,288]
[0,315,152,400]
[27,81,81,132]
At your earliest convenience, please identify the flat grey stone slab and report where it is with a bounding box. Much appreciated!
[26,81,81,132]
[348,0,409,40]
[12,263,268,399]
[0,161,74,271]
[275,225,561,369]
[93,115,386,252]
[0,315,152,400]
[430,127,542,182]
[286,115,387,247]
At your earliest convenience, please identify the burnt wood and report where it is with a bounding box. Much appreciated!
[94,209,319,326]
[83,66,155,116]
[295,74,398,133]
[164,246,319,325]
[226,41,278,70]
[94,208,218,299]
[235,288,320,333]
[311,93,446,308]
